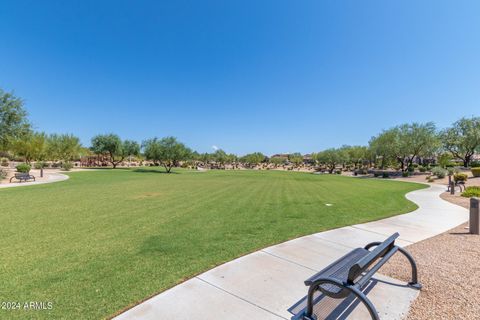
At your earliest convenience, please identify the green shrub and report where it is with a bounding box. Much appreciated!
[62,162,73,171]
[453,173,468,183]
[382,172,389,178]
[16,163,31,173]
[431,167,447,179]
[51,162,61,168]
[407,165,415,172]
[462,186,480,198]
[335,170,341,174]
[472,167,480,177]
[427,177,435,183]
[34,161,47,169]
[402,172,409,177]
[418,166,426,172]
[0,158,9,167]
[0,168,6,180]
[470,161,480,168]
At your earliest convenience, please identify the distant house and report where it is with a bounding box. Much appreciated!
[271,154,289,159]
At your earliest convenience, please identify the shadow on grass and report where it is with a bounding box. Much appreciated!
[133,168,178,174]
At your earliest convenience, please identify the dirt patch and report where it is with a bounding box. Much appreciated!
[131,192,164,200]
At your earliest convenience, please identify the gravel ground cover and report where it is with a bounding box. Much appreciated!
[380,199,480,320]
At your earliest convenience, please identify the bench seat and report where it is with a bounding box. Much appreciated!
[305,248,369,295]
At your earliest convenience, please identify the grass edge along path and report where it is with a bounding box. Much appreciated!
[0,169,426,319]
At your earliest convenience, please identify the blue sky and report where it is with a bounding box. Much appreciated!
[1,1,479,155]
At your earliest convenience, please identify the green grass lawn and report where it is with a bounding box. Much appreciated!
[0,169,425,319]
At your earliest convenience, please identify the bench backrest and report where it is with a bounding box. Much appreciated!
[347,232,398,284]
[15,173,29,177]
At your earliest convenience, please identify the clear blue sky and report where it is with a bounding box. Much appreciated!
[1,1,479,155]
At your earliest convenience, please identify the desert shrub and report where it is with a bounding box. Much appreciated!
[462,186,480,198]
[431,167,447,179]
[373,172,380,177]
[382,172,389,178]
[16,163,31,173]
[418,166,427,173]
[34,161,47,169]
[402,172,409,177]
[427,177,435,183]
[407,165,415,172]
[356,169,367,175]
[62,162,73,171]
[454,173,468,183]
[335,170,341,174]
[472,167,480,177]
[470,161,480,168]
[0,168,6,180]
[1,158,9,167]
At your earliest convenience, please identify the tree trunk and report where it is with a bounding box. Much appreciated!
[464,154,471,168]
[398,158,405,172]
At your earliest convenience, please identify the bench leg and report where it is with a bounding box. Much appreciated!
[397,246,422,289]
[305,278,380,320]
[365,242,422,290]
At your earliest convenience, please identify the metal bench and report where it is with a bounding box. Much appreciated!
[9,172,36,183]
[289,233,421,320]
[447,180,466,193]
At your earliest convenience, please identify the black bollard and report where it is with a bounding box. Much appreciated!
[470,198,480,235]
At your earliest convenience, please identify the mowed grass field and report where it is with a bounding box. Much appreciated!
[0,169,425,319]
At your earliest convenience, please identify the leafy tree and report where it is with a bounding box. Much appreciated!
[440,117,480,167]
[370,122,439,171]
[437,152,452,169]
[212,149,228,168]
[369,129,397,169]
[142,136,191,173]
[240,152,266,168]
[226,153,238,169]
[198,152,212,167]
[123,140,141,162]
[0,89,31,152]
[11,131,46,163]
[288,153,304,166]
[269,156,285,167]
[342,145,370,169]
[46,134,82,162]
[314,148,340,173]
[91,134,138,169]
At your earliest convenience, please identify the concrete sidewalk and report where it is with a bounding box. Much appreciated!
[115,184,468,320]
[0,172,69,188]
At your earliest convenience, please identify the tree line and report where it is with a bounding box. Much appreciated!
[1,88,480,173]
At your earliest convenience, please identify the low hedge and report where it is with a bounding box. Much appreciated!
[462,186,480,198]
[472,167,480,177]
[16,163,31,173]
[1,158,8,167]
[454,173,468,183]
[62,162,73,171]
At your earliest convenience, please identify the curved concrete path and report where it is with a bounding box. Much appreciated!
[0,172,69,189]
[115,184,468,320]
